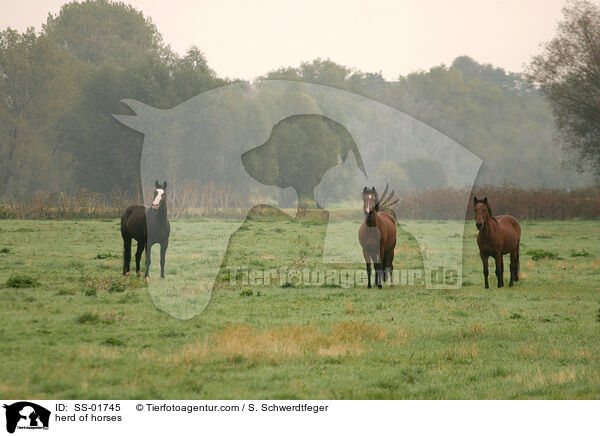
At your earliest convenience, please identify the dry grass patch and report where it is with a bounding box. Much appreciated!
[459,322,485,339]
[441,342,478,362]
[390,328,410,346]
[549,347,596,361]
[170,321,391,366]
[343,300,354,314]
[76,345,124,360]
[517,344,540,358]
[511,367,577,389]
[0,381,26,398]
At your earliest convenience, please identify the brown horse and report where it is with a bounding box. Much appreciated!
[358,186,397,289]
[121,181,170,278]
[474,196,521,288]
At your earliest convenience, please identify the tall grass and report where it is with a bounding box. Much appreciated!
[1,185,599,219]
[397,186,600,220]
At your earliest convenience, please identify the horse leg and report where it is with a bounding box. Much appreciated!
[363,248,372,289]
[495,253,504,288]
[373,250,383,289]
[160,240,168,279]
[480,253,489,289]
[515,244,521,282]
[135,240,145,276]
[389,248,395,287]
[385,248,395,287]
[122,236,131,275]
[382,252,388,283]
[145,243,152,278]
[509,250,517,287]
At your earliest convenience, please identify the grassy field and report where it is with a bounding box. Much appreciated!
[0,217,599,399]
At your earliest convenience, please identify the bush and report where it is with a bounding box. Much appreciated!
[1,185,598,219]
[526,249,559,261]
[76,312,99,324]
[6,275,39,288]
[95,252,118,259]
[107,281,126,293]
[83,288,97,297]
[101,337,125,347]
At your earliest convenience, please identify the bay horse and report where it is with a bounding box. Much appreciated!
[121,181,170,278]
[474,196,521,288]
[358,186,398,289]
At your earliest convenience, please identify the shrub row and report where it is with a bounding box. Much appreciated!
[1,186,599,220]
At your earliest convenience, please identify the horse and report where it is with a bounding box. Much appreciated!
[473,196,521,288]
[358,185,398,289]
[121,181,170,278]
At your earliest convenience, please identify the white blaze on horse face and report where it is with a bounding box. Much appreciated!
[152,189,164,207]
[365,194,375,214]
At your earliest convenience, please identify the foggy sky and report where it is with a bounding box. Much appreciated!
[0,0,569,80]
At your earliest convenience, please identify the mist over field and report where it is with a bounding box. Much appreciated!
[0,1,595,203]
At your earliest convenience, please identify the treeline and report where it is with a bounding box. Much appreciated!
[0,0,596,201]
[1,0,226,197]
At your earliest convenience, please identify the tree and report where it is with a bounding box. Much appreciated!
[0,28,80,196]
[43,0,164,69]
[527,0,600,179]
[402,159,447,192]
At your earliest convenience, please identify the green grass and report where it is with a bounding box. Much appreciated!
[526,249,560,261]
[0,218,599,399]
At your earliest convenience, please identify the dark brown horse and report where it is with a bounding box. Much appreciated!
[121,181,170,278]
[474,196,521,288]
[358,186,398,289]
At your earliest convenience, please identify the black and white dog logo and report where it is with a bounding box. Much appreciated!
[3,402,50,434]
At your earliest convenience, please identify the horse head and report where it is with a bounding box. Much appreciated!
[473,196,491,230]
[152,180,167,209]
[362,186,378,218]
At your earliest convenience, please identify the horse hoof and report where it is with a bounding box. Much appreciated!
[367,285,372,289]
[377,285,382,289]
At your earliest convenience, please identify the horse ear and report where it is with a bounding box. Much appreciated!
[163,181,167,190]
[155,180,160,189]
[473,196,478,204]
[363,187,368,193]
[483,197,488,203]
